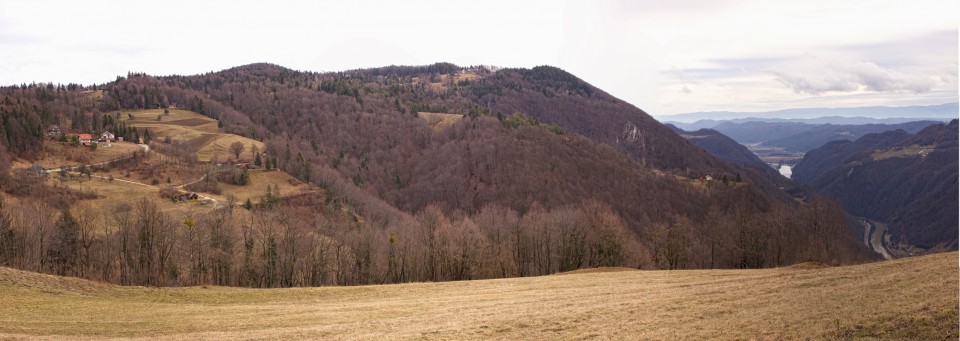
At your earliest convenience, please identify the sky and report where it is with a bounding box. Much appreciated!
[0,0,956,117]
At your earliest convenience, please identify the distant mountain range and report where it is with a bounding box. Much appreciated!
[660,103,958,126]
[793,120,958,252]
[708,120,942,153]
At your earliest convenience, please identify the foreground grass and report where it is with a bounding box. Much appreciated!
[1,253,956,340]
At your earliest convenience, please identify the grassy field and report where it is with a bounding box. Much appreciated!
[30,140,142,169]
[209,170,318,204]
[418,111,463,131]
[1,252,956,340]
[872,144,936,161]
[57,175,214,217]
[121,109,264,161]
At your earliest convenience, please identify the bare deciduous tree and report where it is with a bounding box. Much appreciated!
[229,141,245,160]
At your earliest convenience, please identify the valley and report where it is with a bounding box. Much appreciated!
[1,1,956,339]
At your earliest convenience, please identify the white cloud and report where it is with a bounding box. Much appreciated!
[769,58,936,95]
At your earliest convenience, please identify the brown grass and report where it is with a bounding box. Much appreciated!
[118,109,263,162]
[418,112,463,132]
[1,252,955,340]
[56,175,212,218]
[195,134,264,162]
[207,170,317,204]
[33,141,142,169]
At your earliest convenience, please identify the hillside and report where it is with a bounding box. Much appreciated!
[665,124,812,198]
[792,129,913,182]
[795,120,959,252]
[0,64,873,288]
[0,252,956,339]
[666,125,767,167]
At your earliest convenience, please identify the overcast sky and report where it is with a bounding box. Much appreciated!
[0,0,956,116]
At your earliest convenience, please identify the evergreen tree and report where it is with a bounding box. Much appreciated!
[49,209,79,276]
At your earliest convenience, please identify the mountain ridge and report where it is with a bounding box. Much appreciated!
[794,120,959,251]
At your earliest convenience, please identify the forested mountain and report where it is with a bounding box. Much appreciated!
[706,120,941,153]
[793,120,959,251]
[665,125,766,167]
[665,124,806,196]
[791,129,913,182]
[0,63,873,288]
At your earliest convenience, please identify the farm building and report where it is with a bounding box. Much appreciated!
[78,134,93,145]
[27,164,48,176]
[99,131,116,142]
[46,125,62,139]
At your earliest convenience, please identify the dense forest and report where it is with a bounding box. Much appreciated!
[0,63,873,287]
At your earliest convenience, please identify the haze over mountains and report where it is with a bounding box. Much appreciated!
[708,120,943,153]
[662,103,958,126]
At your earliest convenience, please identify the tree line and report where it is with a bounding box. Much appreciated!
[0,187,863,288]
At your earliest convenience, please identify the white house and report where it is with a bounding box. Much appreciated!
[99,131,116,142]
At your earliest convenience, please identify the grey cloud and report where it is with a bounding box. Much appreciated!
[769,59,934,95]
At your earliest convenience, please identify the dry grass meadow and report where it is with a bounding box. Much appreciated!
[419,112,464,132]
[121,109,264,161]
[210,170,316,204]
[32,141,142,169]
[1,252,956,340]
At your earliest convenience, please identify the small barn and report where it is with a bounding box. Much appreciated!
[99,131,116,142]
[46,125,62,140]
[174,192,200,202]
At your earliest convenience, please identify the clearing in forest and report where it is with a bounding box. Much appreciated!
[120,109,264,161]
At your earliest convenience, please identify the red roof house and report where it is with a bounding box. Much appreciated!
[78,134,93,145]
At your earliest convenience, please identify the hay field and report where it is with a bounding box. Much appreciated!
[213,170,316,204]
[34,141,142,169]
[1,252,955,340]
[57,176,213,218]
[194,134,264,162]
[121,109,263,161]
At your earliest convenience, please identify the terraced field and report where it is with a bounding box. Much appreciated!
[122,109,264,161]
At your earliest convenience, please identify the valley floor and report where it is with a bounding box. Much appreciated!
[1,252,957,340]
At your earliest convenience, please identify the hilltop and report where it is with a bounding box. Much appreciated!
[0,251,955,339]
